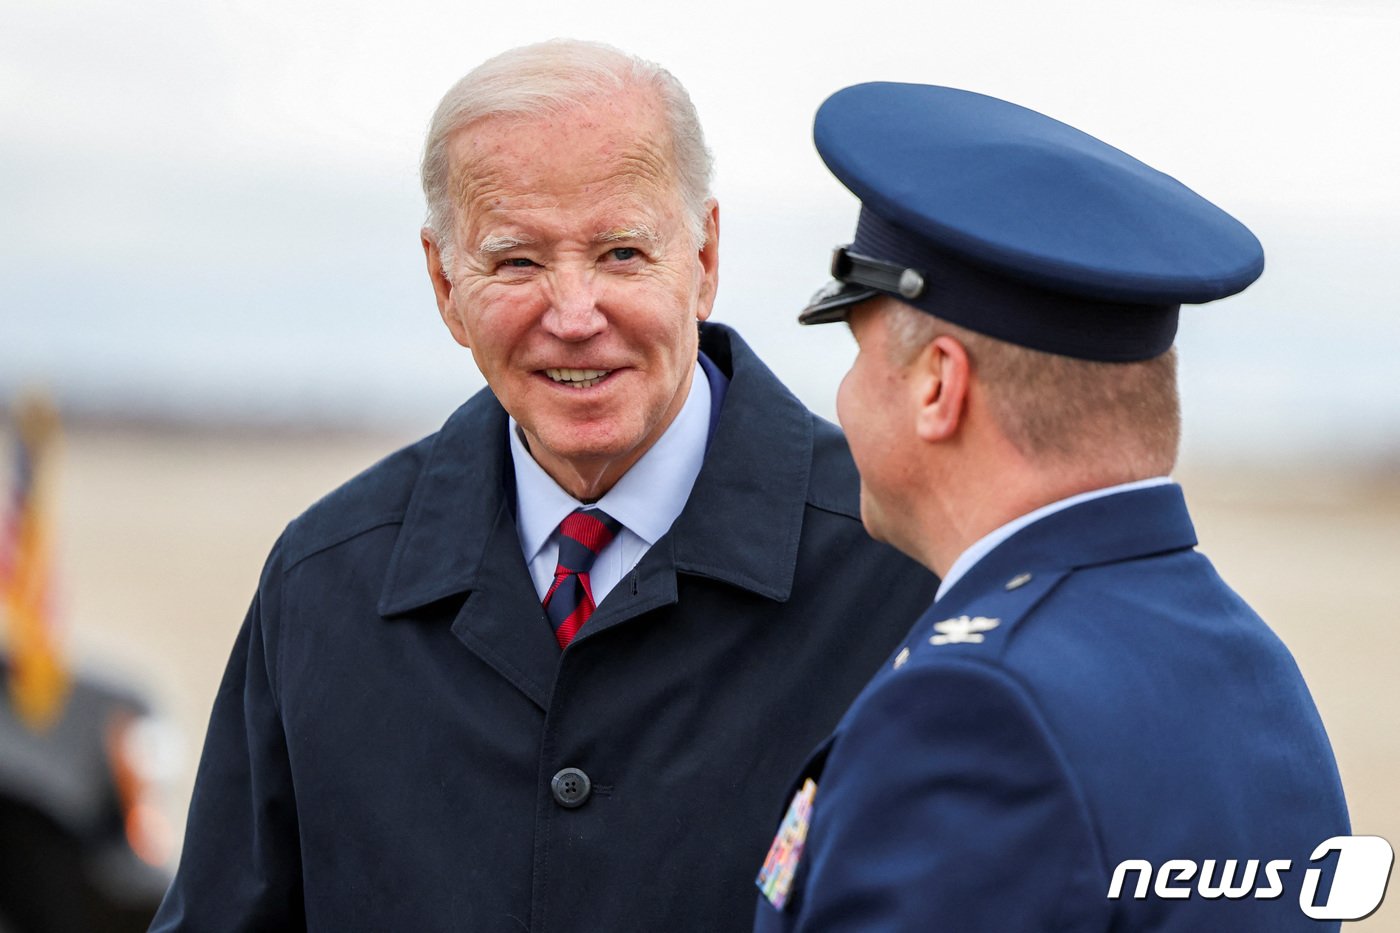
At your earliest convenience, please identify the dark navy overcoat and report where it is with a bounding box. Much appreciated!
[151,323,938,932]
[754,484,1350,932]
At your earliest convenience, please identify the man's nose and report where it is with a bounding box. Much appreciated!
[541,267,606,341]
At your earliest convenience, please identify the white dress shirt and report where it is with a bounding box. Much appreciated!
[934,476,1174,601]
[510,365,712,605]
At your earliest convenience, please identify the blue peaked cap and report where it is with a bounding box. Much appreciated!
[800,82,1265,361]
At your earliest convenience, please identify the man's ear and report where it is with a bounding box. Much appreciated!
[423,229,470,349]
[694,200,720,322]
[913,335,971,443]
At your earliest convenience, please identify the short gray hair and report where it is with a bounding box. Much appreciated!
[883,300,1182,475]
[420,39,714,276]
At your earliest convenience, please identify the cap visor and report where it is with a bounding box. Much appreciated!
[798,282,879,325]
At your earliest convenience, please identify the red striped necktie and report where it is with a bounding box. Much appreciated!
[543,509,623,648]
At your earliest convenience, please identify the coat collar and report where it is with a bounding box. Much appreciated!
[378,322,812,617]
[935,482,1199,612]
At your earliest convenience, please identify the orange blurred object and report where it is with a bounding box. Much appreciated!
[1,395,70,730]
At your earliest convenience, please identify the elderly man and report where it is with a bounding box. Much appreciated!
[753,83,1353,931]
[150,45,936,932]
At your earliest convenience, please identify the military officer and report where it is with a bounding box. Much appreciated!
[753,82,1352,931]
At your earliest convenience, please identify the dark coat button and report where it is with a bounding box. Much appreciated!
[551,768,591,808]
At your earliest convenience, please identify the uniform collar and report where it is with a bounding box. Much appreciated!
[935,477,1173,600]
[378,322,811,616]
[933,482,1199,613]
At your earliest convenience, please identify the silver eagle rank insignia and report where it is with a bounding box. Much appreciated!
[929,615,1001,646]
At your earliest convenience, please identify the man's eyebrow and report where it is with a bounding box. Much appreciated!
[593,225,659,245]
[478,234,535,254]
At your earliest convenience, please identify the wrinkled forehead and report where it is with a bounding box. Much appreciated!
[447,92,683,221]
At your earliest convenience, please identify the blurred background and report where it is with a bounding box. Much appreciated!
[3,0,1397,928]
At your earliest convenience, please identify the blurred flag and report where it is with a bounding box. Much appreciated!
[1,396,69,729]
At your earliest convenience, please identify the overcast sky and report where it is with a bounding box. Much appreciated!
[3,0,1398,461]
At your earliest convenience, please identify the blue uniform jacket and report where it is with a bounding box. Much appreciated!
[754,483,1349,932]
[150,323,938,933]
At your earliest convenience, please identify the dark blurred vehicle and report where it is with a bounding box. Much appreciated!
[0,655,174,933]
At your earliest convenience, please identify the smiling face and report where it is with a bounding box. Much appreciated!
[424,85,719,500]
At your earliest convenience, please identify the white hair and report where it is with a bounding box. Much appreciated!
[420,39,714,277]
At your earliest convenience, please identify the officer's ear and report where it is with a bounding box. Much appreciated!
[913,335,970,443]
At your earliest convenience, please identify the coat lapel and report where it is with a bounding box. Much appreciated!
[670,327,812,602]
[376,390,561,709]
[448,499,560,709]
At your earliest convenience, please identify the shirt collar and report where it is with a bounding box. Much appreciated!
[935,476,1173,601]
[510,362,712,564]
[378,322,814,617]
